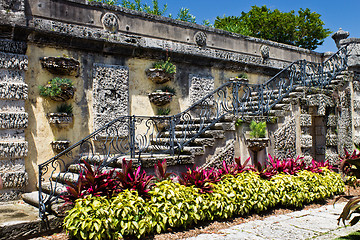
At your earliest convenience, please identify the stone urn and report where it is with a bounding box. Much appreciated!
[146,68,175,84]
[40,56,80,76]
[46,113,73,128]
[246,138,269,152]
[148,91,174,106]
[51,140,71,153]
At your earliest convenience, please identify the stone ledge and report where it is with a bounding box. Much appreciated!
[0,82,28,100]
[0,142,28,158]
[0,39,27,54]
[0,112,28,129]
[0,52,27,70]
[0,171,28,189]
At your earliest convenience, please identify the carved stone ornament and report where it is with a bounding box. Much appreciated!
[194,31,207,47]
[46,113,73,128]
[148,91,174,106]
[260,45,270,59]
[246,138,269,152]
[40,57,80,76]
[146,68,175,84]
[51,140,71,153]
[331,28,350,49]
[101,12,119,32]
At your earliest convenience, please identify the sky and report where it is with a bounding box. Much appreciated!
[135,0,360,53]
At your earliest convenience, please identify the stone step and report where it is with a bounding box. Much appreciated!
[145,145,204,156]
[67,163,122,174]
[160,129,225,139]
[52,172,79,184]
[151,137,215,147]
[41,181,68,195]
[174,122,233,131]
[22,191,67,214]
[178,115,234,124]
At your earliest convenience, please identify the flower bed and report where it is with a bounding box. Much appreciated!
[63,157,344,240]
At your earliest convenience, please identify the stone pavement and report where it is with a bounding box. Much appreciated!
[186,202,360,240]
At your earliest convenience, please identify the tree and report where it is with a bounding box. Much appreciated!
[214,6,331,50]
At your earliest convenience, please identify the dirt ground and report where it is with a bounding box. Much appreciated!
[30,187,360,240]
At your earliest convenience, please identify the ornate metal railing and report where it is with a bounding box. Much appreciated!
[38,45,349,219]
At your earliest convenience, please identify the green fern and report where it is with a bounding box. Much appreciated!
[153,58,176,74]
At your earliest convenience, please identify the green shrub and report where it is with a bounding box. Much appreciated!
[64,170,344,239]
[250,120,266,138]
[153,58,176,74]
[157,108,171,116]
[56,103,73,114]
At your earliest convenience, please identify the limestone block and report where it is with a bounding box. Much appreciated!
[189,74,214,104]
[0,141,28,158]
[300,135,312,148]
[354,117,360,128]
[274,117,296,159]
[0,82,28,100]
[201,140,235,169]
[326,134,338,146]
[327,115,337,127]
[0,171,28,189]
[0,189,23,202]
[93,64,129,131]
[0,69,24,83]
[354,100,360,110]
[0,129,25,141]
[300,114,312,127]
[0,100,25,112]
[325,154,338,165]
[0,112,28,129]
[0,158,25,173]
[0,39,27,54]
[0,52,28,70]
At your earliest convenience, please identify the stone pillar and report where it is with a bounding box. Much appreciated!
[0,39,28,201]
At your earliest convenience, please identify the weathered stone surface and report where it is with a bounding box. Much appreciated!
[0,142,27,158]
[338,89,352,155]
[300,114,312,127]
[0,130,25,141]
[0,100,24,112]
[189,74,214,104]
[0,112,27,129]
[260,45,270,59]
[146,68,175,84]
[274,118,296,159]
[326,134,337,146]
[0,82,28,100]
[101,12,119,32]
[194,31,207,47]
[0,189,23,202]
[303,94,334,116]
[93,64,129,131]
[0,52,27,70]
[353,99,360,109]
[300,135,312,148]
[354,117,360,128]
[0,69,24,83]
[202,139,235,169]
[246,138,269,152]
[326,115,337,127]
[0,40,26,54]
[0,158,24,173]
[0,171,27,188]
[148,91,173,106]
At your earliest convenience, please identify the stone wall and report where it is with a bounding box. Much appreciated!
[0,40,28,201]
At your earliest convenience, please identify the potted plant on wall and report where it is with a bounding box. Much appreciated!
[50,139,71,153]
[148,86,176,106]
[39,77,75,101]
[40,56,80,76]
[47,103,73,128]
[146,58,176,84]
[229,72,249,83]
[246,121,269,152]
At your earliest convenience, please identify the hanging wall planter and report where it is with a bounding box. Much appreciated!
[47,113,73,128]
[148,90,174,106]
[51,140,71,153]
[40,56,80,76]
[146,59,176,84]
[246,138,269,152]
[39,77,75,102]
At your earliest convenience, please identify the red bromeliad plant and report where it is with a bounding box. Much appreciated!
[179,167,220,194]
[218,157,253,176]
[154,159,172,181]
[116,159,154,199]
[267,155,306,175]
[339,145,360,179]
[61,160,119,204]
[305,159,335,173]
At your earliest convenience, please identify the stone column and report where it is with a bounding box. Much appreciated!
[0,39,29,201]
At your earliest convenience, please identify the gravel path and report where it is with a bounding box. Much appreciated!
[185,202,360,240]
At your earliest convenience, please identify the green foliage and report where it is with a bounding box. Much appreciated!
[214,6,331,50]
[39,77,73,98]
[64,169,344,239]
[235,118,244,127]
[88,0,118,5]
[156,108,171,116]
[153,58,176,74]
[237,72,248,79]
[250,120,266,138]
[159,85,176,95]
[176,8,196,23]
[56,103,73,114]
[119,0,167,16]
[338,196,360,226]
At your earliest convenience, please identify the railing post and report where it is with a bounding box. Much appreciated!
[258,84,264,114]
[130,115,136,158]
[300,60,306,87]
[232,81,239,116]
[170,116,175,156]
[38,165,44,219]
